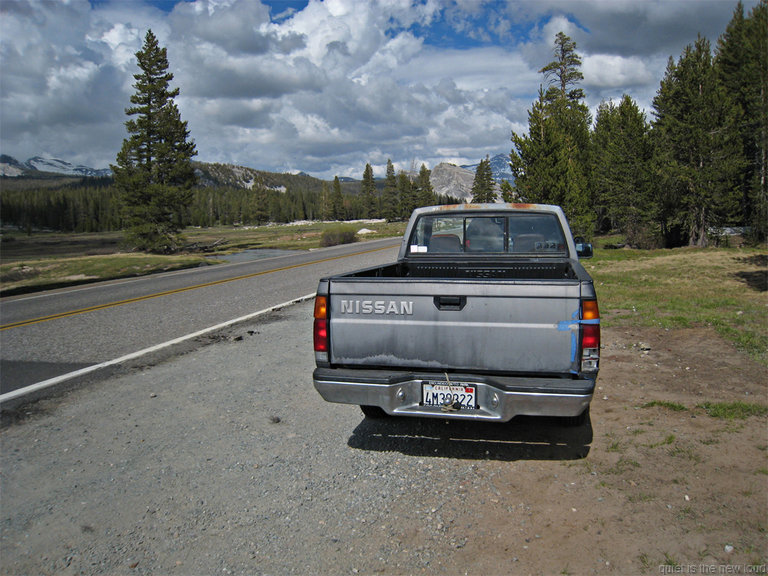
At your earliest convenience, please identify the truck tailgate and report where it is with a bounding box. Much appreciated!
[327,278,583,375]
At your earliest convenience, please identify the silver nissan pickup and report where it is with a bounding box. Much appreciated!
[312,203,599,425]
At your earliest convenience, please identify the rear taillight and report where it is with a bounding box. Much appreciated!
[580,300,600,373]
[313,296,328,356]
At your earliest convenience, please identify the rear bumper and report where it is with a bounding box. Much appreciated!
[313,367,595,422]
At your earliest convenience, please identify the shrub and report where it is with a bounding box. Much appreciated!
[320,225,358,247]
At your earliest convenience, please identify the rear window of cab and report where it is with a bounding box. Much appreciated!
[408,212,568,256]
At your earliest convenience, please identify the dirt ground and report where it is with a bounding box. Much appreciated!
[459,324,768,575]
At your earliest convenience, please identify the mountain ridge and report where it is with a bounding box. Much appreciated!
[0,154,512,201]
[0,155,112,178]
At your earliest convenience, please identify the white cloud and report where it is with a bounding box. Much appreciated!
[95,23,141,68]
[0,0,757,178]
[582,54,654,89]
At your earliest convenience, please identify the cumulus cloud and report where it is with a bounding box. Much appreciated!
[0,0,756,178]
[583,54,654,89]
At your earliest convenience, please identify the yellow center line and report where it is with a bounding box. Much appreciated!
[1,244,396,331]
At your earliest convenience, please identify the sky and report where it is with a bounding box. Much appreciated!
[0,0,756,179]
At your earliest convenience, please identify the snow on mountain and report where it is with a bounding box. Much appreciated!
[0,155,111,177]
[24,156,111,177]
[461,153,514,183]
[0,155,26,177]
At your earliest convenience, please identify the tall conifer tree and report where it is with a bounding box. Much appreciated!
[591,95,653,245]
[510,32,593,235]
[716,0,767,242]
[652,36,744,246]
[470,157,496,203]
[416,164,436,207]
[331,176,345,220]
[319,181,331,221]
[361,163,377,218]
[382,159,400,221]
[398,171,415,218]
[112,30,197,252]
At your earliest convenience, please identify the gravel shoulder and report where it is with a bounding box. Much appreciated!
[1,301,766,575]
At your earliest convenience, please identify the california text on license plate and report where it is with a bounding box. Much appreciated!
[422,382,476,409]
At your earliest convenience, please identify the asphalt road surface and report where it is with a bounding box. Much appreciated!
[0,238,400,397]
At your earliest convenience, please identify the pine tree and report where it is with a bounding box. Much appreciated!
[398,171,415,218]
[381,159,400,221]
[500,180,515,202]
[319,181,331,221]
[111,30,197,252]
[652,36,744,246]
[361,163,377,218]
[716,0,768,242]
[510,32,593,235]
[470,157,496,203]
[331,176,345,220]
[510,88,554,203]
[416,164,436,207]
[745,0,768,243]
[540,32,585,104]
[591,95,654,245]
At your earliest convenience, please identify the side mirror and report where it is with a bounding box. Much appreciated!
[574,237,593,259]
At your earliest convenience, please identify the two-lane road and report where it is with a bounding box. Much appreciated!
[0,237,400,397]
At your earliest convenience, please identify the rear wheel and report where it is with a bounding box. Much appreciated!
[360,405,388,419]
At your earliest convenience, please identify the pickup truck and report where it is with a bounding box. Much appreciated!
[312,203,599,426]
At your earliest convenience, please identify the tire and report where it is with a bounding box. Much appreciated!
[360,405,388,419]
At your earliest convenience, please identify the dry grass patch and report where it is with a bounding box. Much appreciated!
[590,246,768,364]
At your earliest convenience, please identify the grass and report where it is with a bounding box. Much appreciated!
[0,253,215,296]
[647,434,676,449]
[668,444,702,463]
[607,440,623,453]
[642,400,688,412]
[589,246,768,364]
[182,220,406,252]
[697,401,768,419]
[662,552,680,567]
[627,492,656,503]
[0,220,407,295]
[604,457,641,475]
[641,399,768,420]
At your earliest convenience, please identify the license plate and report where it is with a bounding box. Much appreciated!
[422,382,476,410]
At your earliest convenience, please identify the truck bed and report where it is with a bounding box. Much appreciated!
[345,258,581,280]
[322,259,591,376]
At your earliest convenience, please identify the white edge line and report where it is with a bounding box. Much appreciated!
[0,293,316,405]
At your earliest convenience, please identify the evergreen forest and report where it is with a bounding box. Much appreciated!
[510,1,766,246]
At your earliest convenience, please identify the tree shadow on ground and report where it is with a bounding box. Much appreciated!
[348,414,592,462]
[734,254,768,292]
